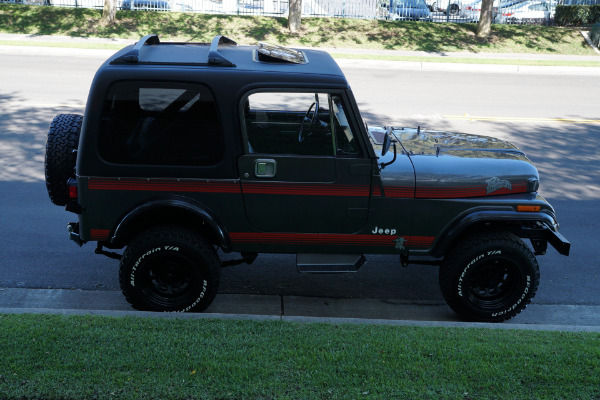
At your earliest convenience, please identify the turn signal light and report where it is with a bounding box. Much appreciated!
[517,205,540,212]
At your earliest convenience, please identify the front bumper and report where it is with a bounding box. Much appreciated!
[543,222,571,256]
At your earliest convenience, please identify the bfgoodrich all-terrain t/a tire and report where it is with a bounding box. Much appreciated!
[439,231,540,322]
[119,226,220,312]
[44,114,83,206]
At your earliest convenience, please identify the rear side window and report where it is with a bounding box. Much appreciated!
[99,82,223,166]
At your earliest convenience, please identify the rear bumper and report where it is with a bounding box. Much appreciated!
[67,222,85,247]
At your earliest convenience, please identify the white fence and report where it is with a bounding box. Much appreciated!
[1,0,566,23]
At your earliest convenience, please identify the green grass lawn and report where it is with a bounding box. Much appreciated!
[0,3,597,55]
[1,313,599,399]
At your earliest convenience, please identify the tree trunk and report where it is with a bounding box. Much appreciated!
[476,0,494,38]
[288,0,302,33]
[100,0,117,25]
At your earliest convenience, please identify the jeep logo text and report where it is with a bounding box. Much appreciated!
[372,226,397,235]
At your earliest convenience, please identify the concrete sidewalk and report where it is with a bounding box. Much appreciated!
[1,32,599,60]
[2,288,600,332]
[1,32,600,76]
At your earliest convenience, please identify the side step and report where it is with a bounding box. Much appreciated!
[296,254,366,273]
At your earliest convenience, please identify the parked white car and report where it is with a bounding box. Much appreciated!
[496,0,551,24]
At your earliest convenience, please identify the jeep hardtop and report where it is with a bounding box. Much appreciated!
[45,34,570,322]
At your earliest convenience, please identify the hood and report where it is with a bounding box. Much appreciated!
[369,126,540,199]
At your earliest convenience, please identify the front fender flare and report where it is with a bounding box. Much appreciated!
[432,209,570,257]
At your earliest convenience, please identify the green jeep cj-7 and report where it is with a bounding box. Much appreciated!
[45,35,570,322]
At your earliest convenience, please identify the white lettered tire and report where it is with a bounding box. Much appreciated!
[119,226,220,312]
[439,231,539,322]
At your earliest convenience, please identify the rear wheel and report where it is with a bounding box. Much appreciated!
[119,226,220,312]
[44,114,83,206]
[439,231,539,322]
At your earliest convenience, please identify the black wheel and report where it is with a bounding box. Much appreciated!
[439,231,539,322]
[44,114,83,206]
[119,226,220,312]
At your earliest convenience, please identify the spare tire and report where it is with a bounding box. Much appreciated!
[45,114,83,206]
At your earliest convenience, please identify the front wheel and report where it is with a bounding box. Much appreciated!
[119,226,220,312]
[439,231,539,322]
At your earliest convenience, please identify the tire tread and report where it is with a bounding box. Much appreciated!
[439,231,540,322]
[119,225,220,312]
[45,114,83,206]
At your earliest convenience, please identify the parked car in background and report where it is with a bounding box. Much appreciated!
[430,0,462,14]
[388,0,433,20]
[423,0,445,11]
[121,0,170,10]
[0,0,52,4]
[460,0,527,22]
[496,0,551,24]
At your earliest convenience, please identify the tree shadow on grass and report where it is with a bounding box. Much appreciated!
[2,4,593,53]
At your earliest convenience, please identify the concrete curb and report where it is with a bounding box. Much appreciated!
[3,307,600,333]
[2,288,600,332]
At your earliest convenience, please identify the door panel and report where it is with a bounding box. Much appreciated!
[239,156,372,233]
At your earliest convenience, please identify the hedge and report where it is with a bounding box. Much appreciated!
[555,5,600,26]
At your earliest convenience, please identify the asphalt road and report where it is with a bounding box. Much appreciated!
[1,49,598,311]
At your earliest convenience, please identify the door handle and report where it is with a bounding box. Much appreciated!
[254,159,277,178]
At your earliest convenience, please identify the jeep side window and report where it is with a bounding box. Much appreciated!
[99,81,223,166]
[243,92,334,156]
[243,92,361,157]
[330,95,361,156]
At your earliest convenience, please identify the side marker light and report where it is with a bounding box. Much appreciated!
[517,205,540,212]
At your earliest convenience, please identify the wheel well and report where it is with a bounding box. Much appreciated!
[110,207,226,250]
[432,220,539,258]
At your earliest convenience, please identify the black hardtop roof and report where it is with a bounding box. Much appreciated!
[108,34,346,79]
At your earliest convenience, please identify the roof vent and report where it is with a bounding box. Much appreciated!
[256,42,307,64]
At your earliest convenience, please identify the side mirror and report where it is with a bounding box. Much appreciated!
[381,126,393,156]
[379,127,397,170]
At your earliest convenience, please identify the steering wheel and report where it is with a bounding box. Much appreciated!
[298,97,319,143]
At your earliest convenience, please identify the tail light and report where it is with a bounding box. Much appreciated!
[503,12,513,16]
[68,178,78,200]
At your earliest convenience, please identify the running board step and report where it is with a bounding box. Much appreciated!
[296,254,366,273]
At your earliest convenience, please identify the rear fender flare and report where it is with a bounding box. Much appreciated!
[110,197,231,251]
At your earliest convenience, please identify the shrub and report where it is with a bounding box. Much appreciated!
[555,5,600,26]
